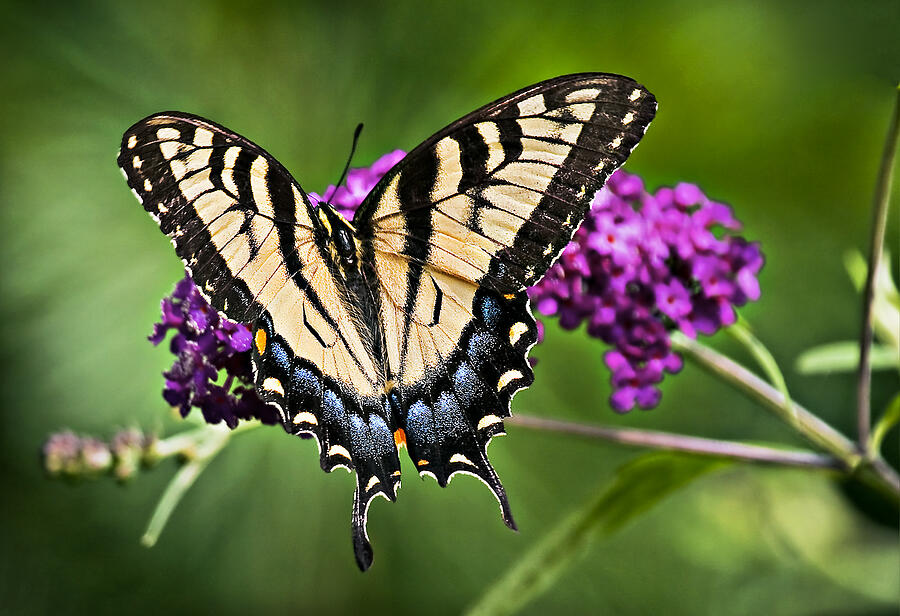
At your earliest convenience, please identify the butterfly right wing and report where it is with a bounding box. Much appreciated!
[351,73,655,535]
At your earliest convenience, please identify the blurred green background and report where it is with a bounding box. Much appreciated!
[2,1,898,614]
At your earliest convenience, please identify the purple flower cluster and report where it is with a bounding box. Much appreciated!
[150,276,279,428]
[528,169,763,411]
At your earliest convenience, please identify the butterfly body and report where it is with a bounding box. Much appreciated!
[119,73,655,570]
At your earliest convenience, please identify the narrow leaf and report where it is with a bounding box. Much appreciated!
[465,453,729,616]
[869,392,900,455]
[727,318,795,422]
[796,341,898,374]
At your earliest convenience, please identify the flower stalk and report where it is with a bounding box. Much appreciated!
[507,414,841,469]
[856,84,900,451]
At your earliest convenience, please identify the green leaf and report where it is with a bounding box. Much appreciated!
[843,250,867,291]
[727,318,795,422]
[869,392,900,455]
[464,453,730,616]
[843,249,900,352]
[796,341,899,374]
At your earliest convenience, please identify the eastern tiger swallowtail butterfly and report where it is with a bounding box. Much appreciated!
[118,73,656,570]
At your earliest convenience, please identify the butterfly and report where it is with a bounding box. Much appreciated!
[118,73,655,570]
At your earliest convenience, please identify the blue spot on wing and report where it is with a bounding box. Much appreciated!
[269,338,291,372]
[477,294,501,328]
[467,331,498,366]
[367,415,395,457]
[406,400,435,447]
[292,366,319,397]
[453,363,482,408]
[321,389,345,423]
[435,391,465,437]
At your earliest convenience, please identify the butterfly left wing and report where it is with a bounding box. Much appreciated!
[119,114,403,570]
[353,73,655,528]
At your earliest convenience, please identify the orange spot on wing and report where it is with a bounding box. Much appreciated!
[393,428,407,450]
[417,459,429,466]
[255,328,267,354]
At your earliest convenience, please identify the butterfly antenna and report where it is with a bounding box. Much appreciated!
[323,123,364,204]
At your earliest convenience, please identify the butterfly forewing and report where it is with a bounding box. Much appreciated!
[355,73,656,292]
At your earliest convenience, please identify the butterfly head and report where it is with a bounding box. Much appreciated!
[316,203,360,269]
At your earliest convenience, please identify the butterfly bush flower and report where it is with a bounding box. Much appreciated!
[150,276,279,428]
[149,152,761,423]
[528,170,764,411]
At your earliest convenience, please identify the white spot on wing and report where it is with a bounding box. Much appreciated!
[365,476,380,491]
[127,135,138,149]
[477,414,503,431]
[517,94,546,116]
[262,377,284,396]
[565,88,600,103]
[250,156,274,217]
[509,322,529,345]
[449,453,476,466]
[327,445,351,459]
[222,146,242,196]
[622,111,635,125]
[143,178,152,192]
[157,127,181,140]
[476,122,504,173]
[431,136,462,202]
[132,156,142,169]
[292,411,318,426]
[497,370,524,391]
[159,141,183,160]
[194,127,214,147]
[629,88,642,101]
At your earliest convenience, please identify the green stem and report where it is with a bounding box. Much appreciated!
[671,332,900,501]
[868,392,900,455]
[140,421,261,547]
[672,332,853,459]
[856,84,900,450]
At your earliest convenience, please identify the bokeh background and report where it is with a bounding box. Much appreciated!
[2,1,898,614]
